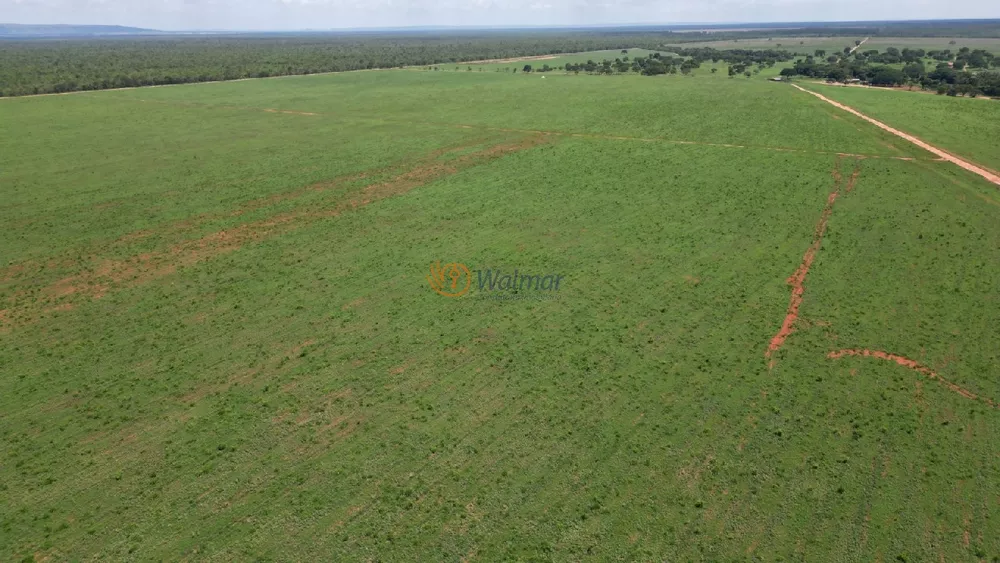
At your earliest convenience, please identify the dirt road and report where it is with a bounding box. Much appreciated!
[792,84,1000,187]
[847,37,870,56]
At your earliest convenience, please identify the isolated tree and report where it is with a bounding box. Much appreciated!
[711,68,718,74]
[523,64,532,73]
[815,49,826,57]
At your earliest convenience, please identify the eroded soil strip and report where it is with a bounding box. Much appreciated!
[828,349,998,409]
[792,84,1000,187]
[766,157,861,361]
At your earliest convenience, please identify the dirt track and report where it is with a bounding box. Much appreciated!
[460,54,560,65]
[792,84,1000,187]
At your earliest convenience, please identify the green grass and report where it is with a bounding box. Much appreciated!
[808,82,1000,173]
[2,67,999,561]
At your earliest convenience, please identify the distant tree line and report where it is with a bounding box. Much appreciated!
[780,45,1000,97]
[558,48,792,76]
[0,33,667,97]
[1,23,997,97]
[0,34,793,96]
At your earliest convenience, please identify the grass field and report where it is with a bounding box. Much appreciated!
[3,67,1000,560]
[808,82,1000,173]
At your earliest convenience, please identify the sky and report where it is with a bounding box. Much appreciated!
[2,0,997,31]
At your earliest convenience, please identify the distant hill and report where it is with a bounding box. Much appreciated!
[0,24,161,38]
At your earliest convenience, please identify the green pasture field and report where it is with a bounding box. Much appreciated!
[447,48,667,71]
[2,68,1000,561]
[808,82,1000,173]
[668,36,1000,56]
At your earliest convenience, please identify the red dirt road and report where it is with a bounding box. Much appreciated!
[792,84,1000,188]
[828,349,998,409]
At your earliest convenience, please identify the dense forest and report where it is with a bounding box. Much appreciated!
[1,21,999,97]
[0,32,667,96]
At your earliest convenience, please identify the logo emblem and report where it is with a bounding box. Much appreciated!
[427,261,471,297]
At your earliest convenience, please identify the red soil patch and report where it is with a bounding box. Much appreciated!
[766,157,856,360]
[828,349,998,409]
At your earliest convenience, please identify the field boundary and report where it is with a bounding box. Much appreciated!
[792,83,1000,187]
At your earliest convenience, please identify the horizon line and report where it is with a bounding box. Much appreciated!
[3,17,999,35]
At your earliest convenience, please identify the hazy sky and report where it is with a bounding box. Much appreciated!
[2,0,997,31]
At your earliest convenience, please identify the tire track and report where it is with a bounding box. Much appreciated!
[0,134,550,331]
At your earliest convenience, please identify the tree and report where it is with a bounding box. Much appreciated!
[711,68,718,74]
[815,49,826,57]
[826,67,847,82]
[522,64,532,73]
[870,67,905,86]
[902,62,925,81]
